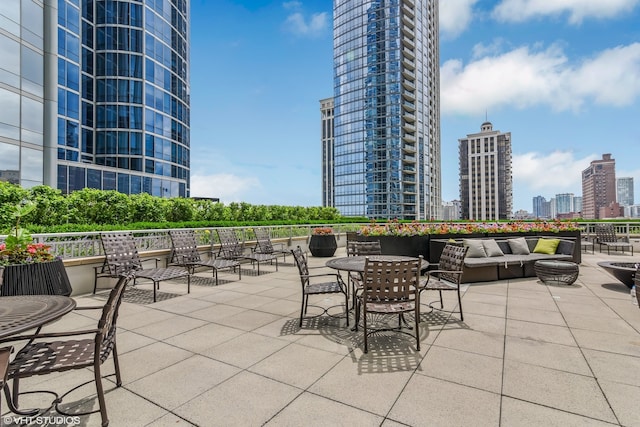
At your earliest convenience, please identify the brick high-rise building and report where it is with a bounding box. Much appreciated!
[581,154,616,219]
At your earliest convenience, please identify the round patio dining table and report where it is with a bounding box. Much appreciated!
[0,295,76,339]
[325,255,421,273]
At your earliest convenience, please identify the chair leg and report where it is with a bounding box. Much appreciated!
[112,344,122,387]
[93,363,109,427]
[439,290,444,308]
[299,293,306,327]
[415,306,420,351]
[363,305,368,353]
[187,274,191,294]
[457,289,464,321]
[344,291,349,327]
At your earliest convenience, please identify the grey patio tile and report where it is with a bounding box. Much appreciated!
[256,286,299,300]
[118,308,178,330]
[418,346,503,393]
[291,325,360,355]
[252,297,301,317]
[507,305,566,326]
[196,289,247,303]
[465,282,509,296]
[146,413,196,426]
[500,397,616,427]
[249,343,344,389]
[556,300,621,318]
[212,308,282,331]
[462,292,507,306]
[265,392,383,426]
[131,315,207,340]
[127,355,240,410]
[506,318,577,346]
[149,296,215,314]
[432,328,505,358]
[106,341,193,384]
[164,322,245,353]
[309,356,415,416]
[174,371,300,426]
[598,380,640,427]
[114,329,158,354]
[561,310,638,335]
[224,293,279,309]
[387,375,500,426]
[456,312,506,335]
[186,303,246,322]
[251,317,305,343]
[503,360,617,423]
[572,329,640,357]
[583,349,640,386]
[202,331,290,369]
[507,293,559,311]
[504,336,591,375]
[460,300,506,318]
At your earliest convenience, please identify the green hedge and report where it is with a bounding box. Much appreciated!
[0,182,365,233]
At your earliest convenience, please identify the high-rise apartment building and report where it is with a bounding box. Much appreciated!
[532,195,549,218]
[459,122,512,220]
[555,193,574,214]
[332,0,440,219]
[1,0,190,197]
[320,97,334,207]
[617,177,634,207]
[581,154,616,219]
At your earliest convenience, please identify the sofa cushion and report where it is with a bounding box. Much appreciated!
[463,239,487,257]
[508,237,530,255]
[533,238,561,254]
[483,239,504,257]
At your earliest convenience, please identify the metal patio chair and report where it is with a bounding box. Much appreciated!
[594,223,634,255]
[355,256,422,353]
[217,229,278,275]
[168,229,241,285]
[95,232,190,302]
[252,227,290,262]
[420,244,468,321]
[0,273,134,427]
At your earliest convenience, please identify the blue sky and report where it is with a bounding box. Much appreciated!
[188,0,640,213]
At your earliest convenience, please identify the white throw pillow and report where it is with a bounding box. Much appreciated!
[508,237,530,255]
[483,239,504,257]
[463,239,487,258]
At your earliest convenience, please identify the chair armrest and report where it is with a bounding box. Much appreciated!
[74,306,104,311]
[0,328,101,345]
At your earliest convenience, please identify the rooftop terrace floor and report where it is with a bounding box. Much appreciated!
[3,248,640,426]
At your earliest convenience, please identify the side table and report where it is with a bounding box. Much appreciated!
[534,260,579,285]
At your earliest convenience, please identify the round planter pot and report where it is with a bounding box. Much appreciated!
[309,234,337,257]
[0,259,72,296]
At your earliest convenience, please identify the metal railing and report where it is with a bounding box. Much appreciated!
[3,221,640,261]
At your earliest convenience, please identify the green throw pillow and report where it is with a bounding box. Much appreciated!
[533,238,561,255]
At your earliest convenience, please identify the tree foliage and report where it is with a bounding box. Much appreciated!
[0,182,347,232]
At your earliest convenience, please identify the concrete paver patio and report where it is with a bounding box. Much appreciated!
[2,248,640,426]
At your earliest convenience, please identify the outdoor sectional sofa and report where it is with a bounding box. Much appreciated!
[433,236,577,283]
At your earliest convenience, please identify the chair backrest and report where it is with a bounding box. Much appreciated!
[100,232,143,275]
[362,257,421,302]
[169,229,203,264]
[216,229,245,258]
[254,227,275,254]
[291,246,309,288]
[96,272,134,363]
[347,240,382,256]
[438,244,469,284]
[595,223,618,243]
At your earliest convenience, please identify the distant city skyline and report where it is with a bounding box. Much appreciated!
[188,1,640,213]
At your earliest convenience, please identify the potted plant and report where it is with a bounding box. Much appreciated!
[0,201,71,296]
[308,227,337,257]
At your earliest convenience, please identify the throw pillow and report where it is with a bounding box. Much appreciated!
[508,237,530,255]
[533,238,561,255]
[463,239,487,258]
[482,239,504,257]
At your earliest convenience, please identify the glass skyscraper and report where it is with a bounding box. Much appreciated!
[1,0,190,197]
[332,0,440,220]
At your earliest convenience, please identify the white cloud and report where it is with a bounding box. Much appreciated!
[439,0,478,39]
[282,1,302,10]
[284,11,328,36]
[493,0,640,24]
[190,173,261,203]
[441,42,640,116]
[512,151,597,194]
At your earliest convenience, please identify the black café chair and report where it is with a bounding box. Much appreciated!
[0,273,134,427]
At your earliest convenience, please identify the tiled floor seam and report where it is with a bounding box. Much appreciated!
[497,278,511,427]
[547,283,624,426]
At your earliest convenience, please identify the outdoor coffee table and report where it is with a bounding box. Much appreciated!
[534,260,579,285]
